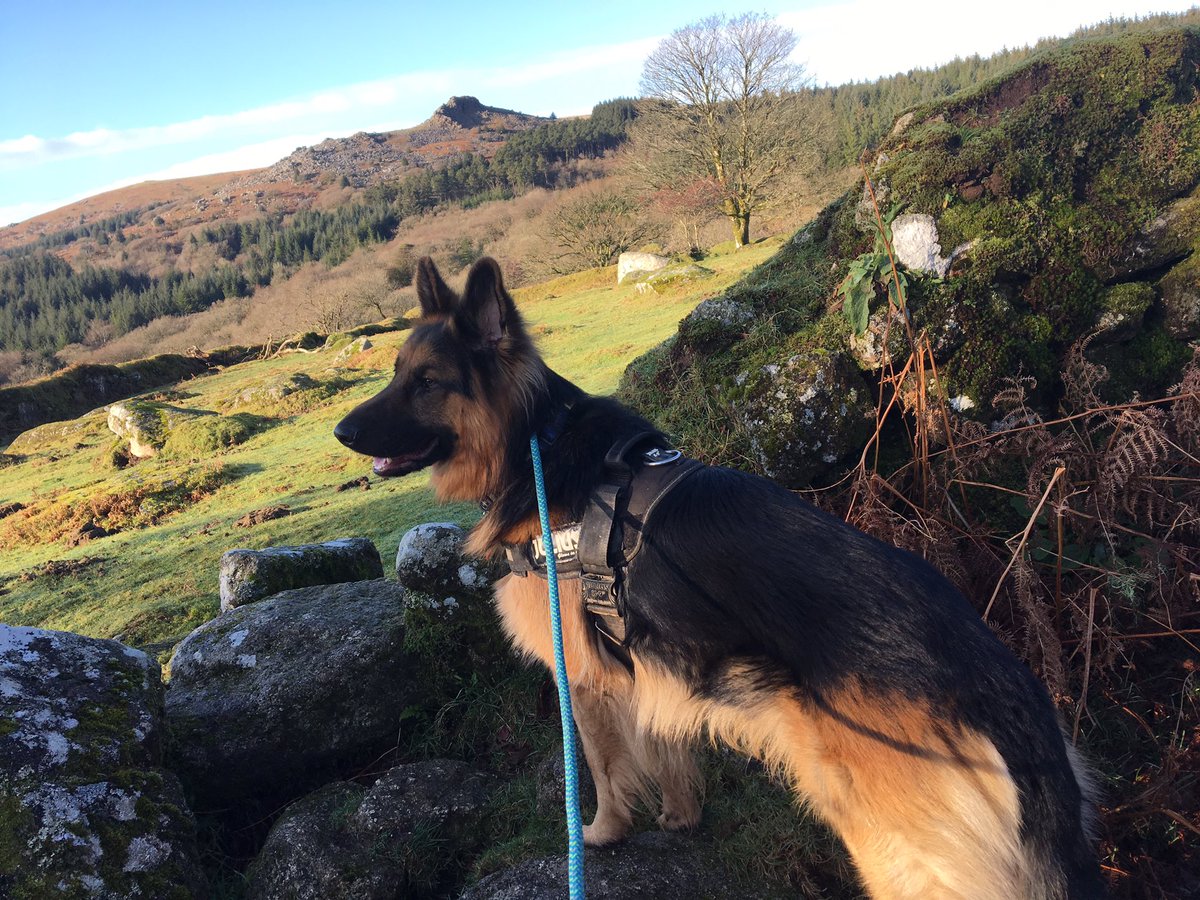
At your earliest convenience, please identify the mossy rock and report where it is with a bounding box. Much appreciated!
[245,760,491,899]
[677,298,757,356]
[334,336,373,362]
[738,349,873,488]
[5,409,109,455]
[164,579,413,813]
[227,371,357,416]
[1109,183,1200,278]
[163,412,269,456]
[218,537,384,611]
[461,832,784,900]
[1093,282,1155,343]
[107,400,212,458]
[322,332,354,352]
[645,262,716,288]
[622,27,1200,478]
[394,522,504,599]
[1,626,206,899]
[1159,252,1200,339]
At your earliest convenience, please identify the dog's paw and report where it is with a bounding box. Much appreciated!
[583,818,630,847]
[656,799,701,833]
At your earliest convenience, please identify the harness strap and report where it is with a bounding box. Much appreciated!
[503,432,704,674]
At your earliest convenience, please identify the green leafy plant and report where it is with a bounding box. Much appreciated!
[837,203,909,336]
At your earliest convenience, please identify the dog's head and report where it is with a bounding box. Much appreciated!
[334,256,540,495]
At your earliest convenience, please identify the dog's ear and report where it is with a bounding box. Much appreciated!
[456,257,519,349]
[415,257,457,318]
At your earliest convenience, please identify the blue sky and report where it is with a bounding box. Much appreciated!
[2,0,1196,226]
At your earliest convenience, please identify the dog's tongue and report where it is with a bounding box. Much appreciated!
[373,456,410,476]
[372,439,438,476]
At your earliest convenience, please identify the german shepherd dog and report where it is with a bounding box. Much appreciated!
[334,257,1104,899]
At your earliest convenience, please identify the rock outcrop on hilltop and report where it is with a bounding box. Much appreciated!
[236,96,546,189]
[620,27,1200,487]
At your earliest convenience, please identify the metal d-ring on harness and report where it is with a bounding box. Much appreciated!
[508,431,704,670]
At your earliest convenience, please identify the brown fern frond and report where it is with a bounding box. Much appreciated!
[1015,557,1067,697]
[1061,335,1109,415]
[1169,348,1200,451]
[1098,407,1172,513]
[992,372,1037,412]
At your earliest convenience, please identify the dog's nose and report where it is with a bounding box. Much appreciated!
[333,419,360,448]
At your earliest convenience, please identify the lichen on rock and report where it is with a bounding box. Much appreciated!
[0,625,206,899]
[395,522,503,600]
[738,350,873,488]
[165,579,410,813]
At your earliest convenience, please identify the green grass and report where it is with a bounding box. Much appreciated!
[0,243,779,652]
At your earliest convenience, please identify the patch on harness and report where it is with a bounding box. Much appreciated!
[530,523,582,567]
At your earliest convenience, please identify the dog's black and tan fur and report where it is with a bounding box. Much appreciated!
[335,257,1105,900]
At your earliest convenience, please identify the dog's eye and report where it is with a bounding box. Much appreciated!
[419,377,437,392]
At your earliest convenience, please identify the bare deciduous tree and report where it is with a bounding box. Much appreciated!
[631,13,814,248]
[546,189,652,273]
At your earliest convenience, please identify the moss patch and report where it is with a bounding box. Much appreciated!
[164,413,270,457]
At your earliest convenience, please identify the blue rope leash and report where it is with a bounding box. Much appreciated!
[529,434,586,899]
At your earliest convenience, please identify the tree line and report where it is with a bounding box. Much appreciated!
[0,252,249,353]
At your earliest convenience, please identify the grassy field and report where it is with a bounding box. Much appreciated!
[0,241,782,654]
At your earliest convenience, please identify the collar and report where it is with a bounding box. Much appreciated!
[479,400,576,513]
[539,399,574,446]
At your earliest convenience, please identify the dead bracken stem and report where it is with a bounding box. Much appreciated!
[1073,587,1097,745]
[984,466,1066,621]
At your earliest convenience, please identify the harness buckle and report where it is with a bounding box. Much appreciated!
[581,572,619,616]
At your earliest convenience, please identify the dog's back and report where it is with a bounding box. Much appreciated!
[623,465,1104,899]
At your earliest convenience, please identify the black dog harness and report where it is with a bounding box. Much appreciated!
[504,432,703,670]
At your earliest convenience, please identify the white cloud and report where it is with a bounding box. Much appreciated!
[0,199,55,229]
[0,36,658,172]
[783,0,1200,85]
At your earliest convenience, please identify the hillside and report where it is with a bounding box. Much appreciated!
[0,241,778,644]
[5,10,1198,389]
[0,97,546,253]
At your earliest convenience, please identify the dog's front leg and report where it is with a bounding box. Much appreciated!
[570,679,643,846]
